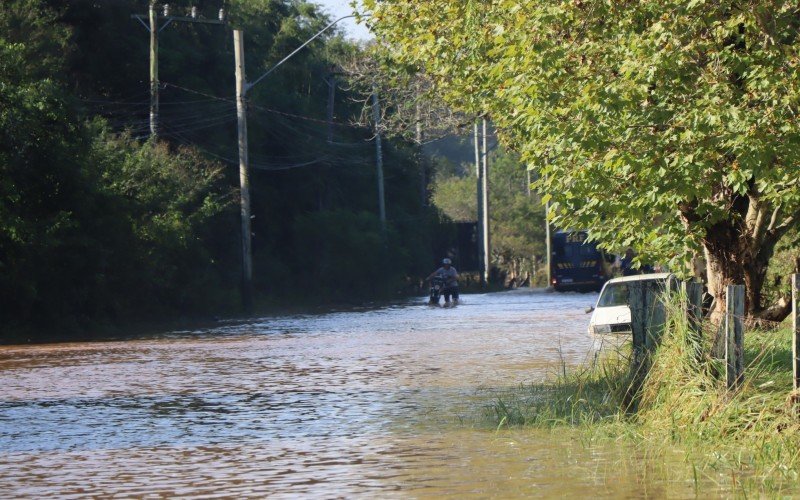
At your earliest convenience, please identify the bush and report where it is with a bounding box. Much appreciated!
[291,210,409,300]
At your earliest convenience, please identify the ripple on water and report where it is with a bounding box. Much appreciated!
[0,290,735,497]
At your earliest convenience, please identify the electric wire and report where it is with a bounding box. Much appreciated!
[161,123,355,172]
[84,82,406,177]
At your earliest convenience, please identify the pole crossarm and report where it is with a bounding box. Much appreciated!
[131,14,225,31]
[246,15,358,93]
[132,7,227,139]
[132,15,150,31]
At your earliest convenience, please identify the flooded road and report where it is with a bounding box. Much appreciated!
[0,290,720,497]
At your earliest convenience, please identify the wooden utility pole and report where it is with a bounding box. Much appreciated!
[132,3,225,139]
[234,30,253,312]
[481,118,491,285]
[372,87,387,233]
[545,174,552,288]
[474,121,485,286]
[415,102,426,207]
[792,274,800,394]
[148,2,159,138]
[326,72,335,144]
[228,17,351,312]
[526,169,531,197]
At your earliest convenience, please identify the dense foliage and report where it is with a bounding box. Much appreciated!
[364,0,800,318]
[0,0,442,342]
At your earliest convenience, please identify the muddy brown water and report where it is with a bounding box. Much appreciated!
[0,289,736,497]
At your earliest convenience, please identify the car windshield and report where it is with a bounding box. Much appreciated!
[598,278,672,307]
[598,283,629,307]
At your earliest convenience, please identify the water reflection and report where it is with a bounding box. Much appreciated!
[0,290,731,496]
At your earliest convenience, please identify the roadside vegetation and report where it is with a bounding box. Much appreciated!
[0,0,447,343]
[487,295,800,494]
[364,0,800,322]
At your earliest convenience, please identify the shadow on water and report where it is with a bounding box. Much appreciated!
[0,288,738,497]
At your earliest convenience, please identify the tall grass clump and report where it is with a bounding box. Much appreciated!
[489,290,800,489]
[488,341,636,427]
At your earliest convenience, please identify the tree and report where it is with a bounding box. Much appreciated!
[0,0,453,341]
[489,149,547,285]
[340,50,469,143]
[363,0,800,320]
[1,0,236,337]
[432,148,546,285]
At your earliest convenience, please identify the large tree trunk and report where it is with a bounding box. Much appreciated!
[703,222,746,321]
[700,190,790,325]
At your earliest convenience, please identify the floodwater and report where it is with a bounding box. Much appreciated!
[0,290,729,497]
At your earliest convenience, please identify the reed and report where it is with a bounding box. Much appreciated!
[487,292,800,492]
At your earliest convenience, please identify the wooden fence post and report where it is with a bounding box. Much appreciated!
[646,282,666,351]
[625,281,647,410]
[792,274,799,398]
[629,281,647,363]
[683,281,704,361]
[725,284,745,390]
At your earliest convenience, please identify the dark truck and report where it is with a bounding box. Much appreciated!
[550,230,612,292]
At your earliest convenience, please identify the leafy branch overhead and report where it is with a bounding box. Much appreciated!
[338,43,474,142]
[364,0,800,319]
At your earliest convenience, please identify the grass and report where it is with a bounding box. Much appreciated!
[487,293,800,494]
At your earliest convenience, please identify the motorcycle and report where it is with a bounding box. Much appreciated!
[428,276,446,305]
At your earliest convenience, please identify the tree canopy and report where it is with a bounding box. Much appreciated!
[364,0,800,317]
[1,0,445,342]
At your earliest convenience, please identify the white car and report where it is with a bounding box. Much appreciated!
[587,273,677,335]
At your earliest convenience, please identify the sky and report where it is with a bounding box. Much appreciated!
[313,0,373,41]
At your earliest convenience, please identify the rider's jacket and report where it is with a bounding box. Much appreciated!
[434,267,459,288]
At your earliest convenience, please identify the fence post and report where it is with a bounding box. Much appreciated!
[647,280,671,350]
[629,281,647,362]
[683,281,704,361]
[725,284,745,390]
[792,274,799,398]
[625,281,648,410]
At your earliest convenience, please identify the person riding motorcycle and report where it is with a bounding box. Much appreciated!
[427,258,459,305]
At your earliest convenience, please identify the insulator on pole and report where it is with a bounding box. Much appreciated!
[218,8,226,21]
[190,6,198,18]
[163,4,170,17]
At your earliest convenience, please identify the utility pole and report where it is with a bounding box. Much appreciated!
[474,121,486,287]
[481,118,491,286]
[326,68,336,144]
[234,30,253,312]
[148,2,159,138]
[415,102,426,207]
[372,87,387,234]
[526,168,533,286]
[227,16,354,312]
[132,3,226,139]
[526,169,531,197]
[545,174,552,288]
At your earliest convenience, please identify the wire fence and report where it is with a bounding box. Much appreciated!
[628,278,800,400]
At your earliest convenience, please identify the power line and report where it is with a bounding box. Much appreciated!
[163,81,366,130]
[85,82,380,173]
[162,81,234,103]
[161,124,368,172]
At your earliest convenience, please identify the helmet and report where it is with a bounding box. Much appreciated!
[442,258,452,265]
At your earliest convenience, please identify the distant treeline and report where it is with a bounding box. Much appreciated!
[0,0,445,342]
